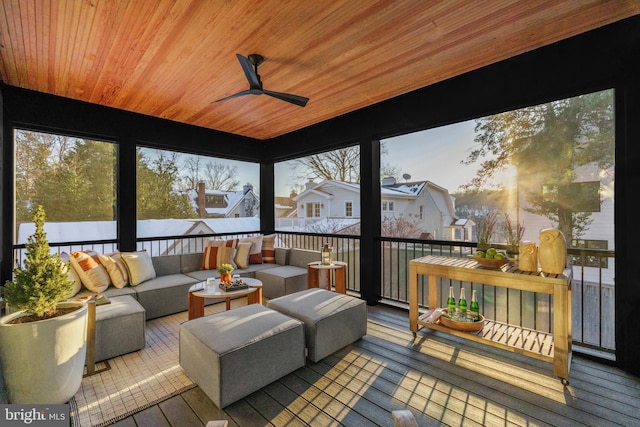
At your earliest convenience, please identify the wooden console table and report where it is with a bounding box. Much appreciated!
[409,255,572,382]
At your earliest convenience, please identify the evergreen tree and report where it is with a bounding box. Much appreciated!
[463,90,614,244]
[3,206,74,318]
[137,149,195,219]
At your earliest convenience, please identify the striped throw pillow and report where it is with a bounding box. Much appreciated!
[261,234,276,264]
[201,246,237,270]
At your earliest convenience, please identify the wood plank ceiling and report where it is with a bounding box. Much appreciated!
[0,0,638,140]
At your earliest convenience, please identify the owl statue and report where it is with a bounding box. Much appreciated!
[518,241,538,272]
[538,228,567,274]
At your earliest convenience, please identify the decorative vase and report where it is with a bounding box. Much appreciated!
[0,301,88,404]
[518,241,538,272]
[220,272,232,283]
[538,228,567,274]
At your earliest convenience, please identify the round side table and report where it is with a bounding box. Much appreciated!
[307,261,347,294]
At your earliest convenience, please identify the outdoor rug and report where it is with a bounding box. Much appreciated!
[70,298,245,426]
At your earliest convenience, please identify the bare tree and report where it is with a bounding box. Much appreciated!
[204,161,240,191]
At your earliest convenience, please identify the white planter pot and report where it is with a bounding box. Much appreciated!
[0,301,88,404]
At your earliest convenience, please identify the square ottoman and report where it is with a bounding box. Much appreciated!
[179,304,305,409]
[267,288,367,362]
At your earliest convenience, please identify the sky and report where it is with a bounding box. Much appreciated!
[273,118,503,197]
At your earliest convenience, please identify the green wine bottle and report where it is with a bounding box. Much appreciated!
[447,286,456,311]
[470,289,480,319]
[458,288,467,313]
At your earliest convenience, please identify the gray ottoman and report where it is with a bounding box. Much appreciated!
[179,304,305,409]
[95,295,146,362]
[267,288,367,362]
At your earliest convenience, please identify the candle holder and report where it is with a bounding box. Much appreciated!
[321,243,333,265]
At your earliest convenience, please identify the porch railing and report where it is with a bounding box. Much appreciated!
[11,231,615,359]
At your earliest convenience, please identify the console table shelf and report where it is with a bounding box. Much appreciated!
[409,255,572,382]
[418,310,555,362]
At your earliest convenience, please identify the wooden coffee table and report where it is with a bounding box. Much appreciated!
[187,277,263,320]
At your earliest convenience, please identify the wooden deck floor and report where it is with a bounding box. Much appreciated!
[109,304,640,427]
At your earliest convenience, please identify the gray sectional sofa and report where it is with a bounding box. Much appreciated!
[88,247,321,361]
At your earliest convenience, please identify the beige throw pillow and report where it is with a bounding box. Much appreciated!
[60,252,82,298]
[120,250,156,286]
[238,235,263,264]
[234,242,252,269]
[98,252,129,288]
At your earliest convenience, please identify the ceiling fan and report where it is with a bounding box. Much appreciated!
[214,54,309,107]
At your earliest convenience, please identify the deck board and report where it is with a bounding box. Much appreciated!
[107,304,640,427]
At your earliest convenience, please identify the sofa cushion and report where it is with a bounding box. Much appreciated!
[132,273,199,319]
[152,254,182,277]
[289,248,322,268]
[95,295,146,361]
[180,253,203,274]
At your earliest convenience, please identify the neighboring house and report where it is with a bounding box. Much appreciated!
[285,178,472,240]
[191,182,259,218]
[274,194,297,218]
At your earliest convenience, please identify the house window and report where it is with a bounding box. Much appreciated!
[345,201,353,217]
[419,205,424,220]
[454,228,462,240]
[571,239,608,268]
[382,201,394,211]
[306,202,321,217]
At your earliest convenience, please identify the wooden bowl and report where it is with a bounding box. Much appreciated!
[468,255,513,269]
[438,309,485,332]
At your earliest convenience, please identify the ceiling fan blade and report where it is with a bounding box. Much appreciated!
[263,89,309,107]
[214,89,260,103]
[236,54,261,88]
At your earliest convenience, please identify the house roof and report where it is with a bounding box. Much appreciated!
[17,217,260,244]
[1,1,636,140]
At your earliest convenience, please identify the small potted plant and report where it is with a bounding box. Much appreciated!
[503,213,525,257]
[476,211,498,252]
[217,263,234,283]
[0,205,88,403]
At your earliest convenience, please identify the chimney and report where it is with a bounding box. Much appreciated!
[197,181,206,218]
[243,183,253,194]
[305,178,315,190]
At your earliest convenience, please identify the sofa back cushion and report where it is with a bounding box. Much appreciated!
[152,254,182,277]
[275,247,290,266]
[180,253,203,273]
[289,248,321,268]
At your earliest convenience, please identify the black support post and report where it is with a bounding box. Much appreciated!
[359,137,381,305]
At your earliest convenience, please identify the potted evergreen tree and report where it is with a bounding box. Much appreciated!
[0,205,88,404]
